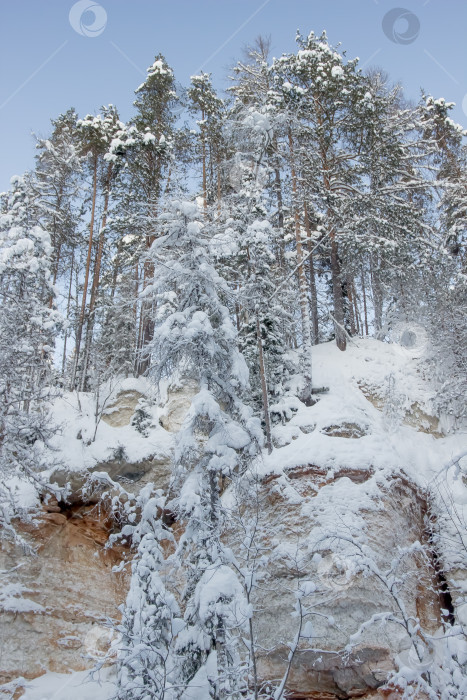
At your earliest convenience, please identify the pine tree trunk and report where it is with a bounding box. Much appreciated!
[202,108,207,215]
[138,210,158,376]
[370,253,383,334]
[216,152,222,214]
[133,262,139,368]
[49,239,62,309]
[71,153,98,389]
[62,248,75,375]
[330,231,347,351]
[314,97,346,351]
[140,308,154,375]
[80,164,113,388]
[137,263,155,377]
[288,130,313,397]
[274,165,284,232]
[255,306,272,454]
[347,275,357,336]
[361,266,369,336]
[136,140,165,376]
[79,248,98,391]
[304,201,319,344]
[272,141,286,273]
[135,302,144,376]
[48,187,64,308]
[273,141,284,233]
[351,279,361,336]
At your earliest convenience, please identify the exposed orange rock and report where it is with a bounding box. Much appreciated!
[0,502,130,685]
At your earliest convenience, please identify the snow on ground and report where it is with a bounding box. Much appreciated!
[11,668,115,700]
[43,339,465,491]
[46,375,172,474]
[261,338,467,489]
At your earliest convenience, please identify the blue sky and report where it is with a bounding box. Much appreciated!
[1,0,466,192]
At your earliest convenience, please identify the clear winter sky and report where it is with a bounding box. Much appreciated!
[1,0,466,192]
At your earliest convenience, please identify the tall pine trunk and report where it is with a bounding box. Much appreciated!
[361,266,369,336]
[255,306,272,454]
[304,201,319,344]
[202,108,207,215]
[48,186,64,308]
[314,98,346,351]
[62,247,75,375]
[137,203,159,377]
[216,151,222,214]
[351,279,361,336]
[347,275,357,336]
[80,163,113,388]
[71,153,98,389]
[370,253,383,334]
[330,231,347,350]
[288,130,312,398]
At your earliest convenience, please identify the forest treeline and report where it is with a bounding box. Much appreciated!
[1,32,465,417]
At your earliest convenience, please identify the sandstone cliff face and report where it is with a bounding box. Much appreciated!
[159,379,199,433]
[1,371,464,698]
[0,384,188,692]
[0,503,129,687]
[101,390,145,428]
[2,471,438,699]
[47,381,193,505]
[230,468,441,698]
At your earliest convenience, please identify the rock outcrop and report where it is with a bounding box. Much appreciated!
[1,368,463,698]
[228,467,442,698]
[159,380,199,433]
[0,503,129,687]
[0,464,448,698]
[50,453,172,504]
[101,390,145,428]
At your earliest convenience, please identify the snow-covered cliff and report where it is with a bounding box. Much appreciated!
[1,339,466,699]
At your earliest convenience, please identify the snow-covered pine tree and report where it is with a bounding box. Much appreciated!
[88,120,141,378]
[70,106,125,389]
[271,31,367,351]
[222,92,300,414]
[115,492,180,700]
[0,174,61,539]
[128,55,178,374]
[228,35,287,234]
[236,211,297,448]
[417,97,467,428]
[33,108,82,296]
[337,72,432,337]
[33,109,83,373]
[79,105,128,387]
[95,260,139,380]
[144,199,262,698]
[187,72,224,212]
